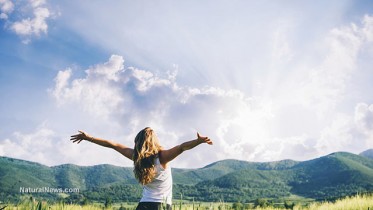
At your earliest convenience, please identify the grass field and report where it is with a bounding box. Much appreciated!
[2,194,373,210]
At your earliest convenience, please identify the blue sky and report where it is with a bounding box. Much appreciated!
[1,0,373,168]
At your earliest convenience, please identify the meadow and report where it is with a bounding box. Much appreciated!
[2,194,373,210]
[2,154,373,210]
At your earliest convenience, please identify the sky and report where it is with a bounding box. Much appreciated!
[1,0,373,168]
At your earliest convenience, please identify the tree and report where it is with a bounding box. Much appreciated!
[284,201,295,209]
[254,198,269,208]
[232,202,243,210]
[104,197,112,208]
[81,197,89,206]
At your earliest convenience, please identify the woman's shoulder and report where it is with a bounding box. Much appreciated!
[157,151,169,169]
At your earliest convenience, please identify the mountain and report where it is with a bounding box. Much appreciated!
[0,157,139,202]
[1,150,373,203]
[360,149,373,160]
[177,152,373,202]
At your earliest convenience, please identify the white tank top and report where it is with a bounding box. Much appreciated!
[140,157,173,204]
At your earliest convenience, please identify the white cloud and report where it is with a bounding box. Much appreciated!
[0,0,52,42]
[362,15,373,42]
[313,102,373,156]
[50,55,125,119]
[124,67,173,92]
[46,14,373,166]
[270,21,294,65]
[317,114,354,153]
[30,0,46,8]
[0,123,129,167]
[296,20,364,118]
[3,6,373,167]
[355,103,373,136]
[47,54,325,166]
[0,13,7,19]
[52,68,72,100]
[11,6,50,36]
[0,0,13,19]
[0,124,56,165]
[270,15,373,158]
[234,15,373,161]
[86,55,124,82]
[48,54,278,165]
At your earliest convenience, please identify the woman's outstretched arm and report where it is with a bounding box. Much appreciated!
[160,132,213,166]
[70,130,134,160]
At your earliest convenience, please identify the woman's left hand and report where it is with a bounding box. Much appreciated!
[197,132,213,145]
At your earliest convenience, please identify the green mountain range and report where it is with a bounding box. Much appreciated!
[360,149,373,159]
[1,150,373,203]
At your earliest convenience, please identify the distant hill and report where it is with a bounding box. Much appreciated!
[1,150,373,203]
[360,149,373,160]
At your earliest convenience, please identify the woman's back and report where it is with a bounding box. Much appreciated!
[141,157,173,205]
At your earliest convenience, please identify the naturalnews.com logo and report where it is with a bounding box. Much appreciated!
[19,187,79,194]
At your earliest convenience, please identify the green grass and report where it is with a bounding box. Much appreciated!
[2,194,373,210]
[306,194,373,210]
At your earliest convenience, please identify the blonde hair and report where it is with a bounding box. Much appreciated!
[133,127,162,185]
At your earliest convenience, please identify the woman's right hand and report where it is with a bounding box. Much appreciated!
[70,130,91,144]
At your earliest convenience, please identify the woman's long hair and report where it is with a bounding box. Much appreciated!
[133,127,162,185]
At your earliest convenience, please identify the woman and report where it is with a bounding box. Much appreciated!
[70,127,213,210]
